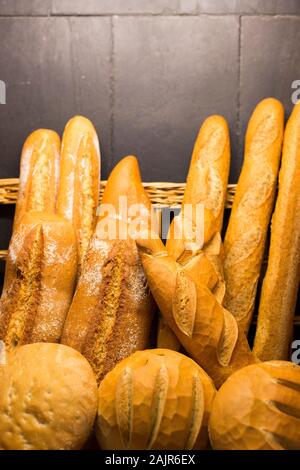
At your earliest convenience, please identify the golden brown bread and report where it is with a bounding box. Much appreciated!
[253,103,300,360]
[159,116,230,350]
[96,349,216,450]
[224,98,284,333]
[13,129,60,230]
[57,116,100,275]
[0,212,77,349]
[209,361,300,450]
[0,343,98,450]
[61,156,156,383]
[136,234,256,388]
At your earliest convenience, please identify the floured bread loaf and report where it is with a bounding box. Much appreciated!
[96,349,216,450]
[0,212,77,348]
[61,156,156,383]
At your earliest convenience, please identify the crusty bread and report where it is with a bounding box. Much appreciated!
[136,234,256,388]
[57,116,101,275]
[159,116,230,349]
[14,129,60,230]
[209,361,300,450]
[0,212,77,348]
[96,349,216,450]
[61,156,156,383]
[0,343,98,450]
[253,103,300,360]
[224,98,284,333]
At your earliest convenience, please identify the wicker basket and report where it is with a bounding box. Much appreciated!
[0,177,299,327]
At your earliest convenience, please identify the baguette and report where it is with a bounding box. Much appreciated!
[136,234,256,388]
[14,129,60,230]
[61,156,156,383]
[223,98,284,333]
[159,116,230,349]
[253,103,300,360]
[0,212,77,349]
[57,116,100,274]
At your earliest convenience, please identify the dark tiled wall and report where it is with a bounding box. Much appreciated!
[0,0,300,253]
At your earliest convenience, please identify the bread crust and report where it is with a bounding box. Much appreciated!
[224,98,284,333]
[96,349,216,450]
[0,212,77,348]
[136,235,256,388]
[0,343,98,450]
[14,129,61,230]
[57,116,100,274]
[209,361,300,450]
[61,156,155,383]
[253,103,300,360]
[160,116,230,349]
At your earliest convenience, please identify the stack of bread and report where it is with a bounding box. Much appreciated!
[0,98,299,450]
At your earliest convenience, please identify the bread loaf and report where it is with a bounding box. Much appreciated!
[253,103,300,360]
[209,361,300,450]
[0,212,77,348]
[96,349,216,450]
[0,343,98,450]
[61,156,156,383]
[57,116,100,275]
[14,129,60,230]
[224,98,284,333]
[136,234,256,388]
[159,116,230,349]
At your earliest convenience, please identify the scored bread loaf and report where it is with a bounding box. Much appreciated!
[0,212,77,349]
[159,116,230,350]
[223,98,284,333]
[136,234,256,388]
[13,129,60,230]
[57,116,101,275]
[96,349,216,450]
[61,156,156,383]
[209,361,300,450]
[253,103,300,360]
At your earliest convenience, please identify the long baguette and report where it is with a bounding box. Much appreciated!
[14,129,60,230]
[0,212,77,349]
[61,156,156,383]
[159,115,230,349]
[57,116,100,274]
[136,234,256,388]
[223,98,284,333]
[253,103,300,360]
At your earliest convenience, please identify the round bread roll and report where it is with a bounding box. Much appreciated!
[96,348,216,450]
[0,343,98,450]
[209,361,300,450]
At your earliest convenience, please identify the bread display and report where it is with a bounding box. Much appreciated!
[224,98,284,333]
[0,97,299,451]
[0,212,77,348]
[96,349,216,450]
[13,129,61,230]
[136,234,256,388]
[253,103,300,361]
[57,116,101,275]
[61,156,156,383]
[209,361,300,450]
[158,116,230,349]
[0,343,98,450]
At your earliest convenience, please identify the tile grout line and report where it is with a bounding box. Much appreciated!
[236,14,242,172]
[0,13,300,18]
[109,16,116,166]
